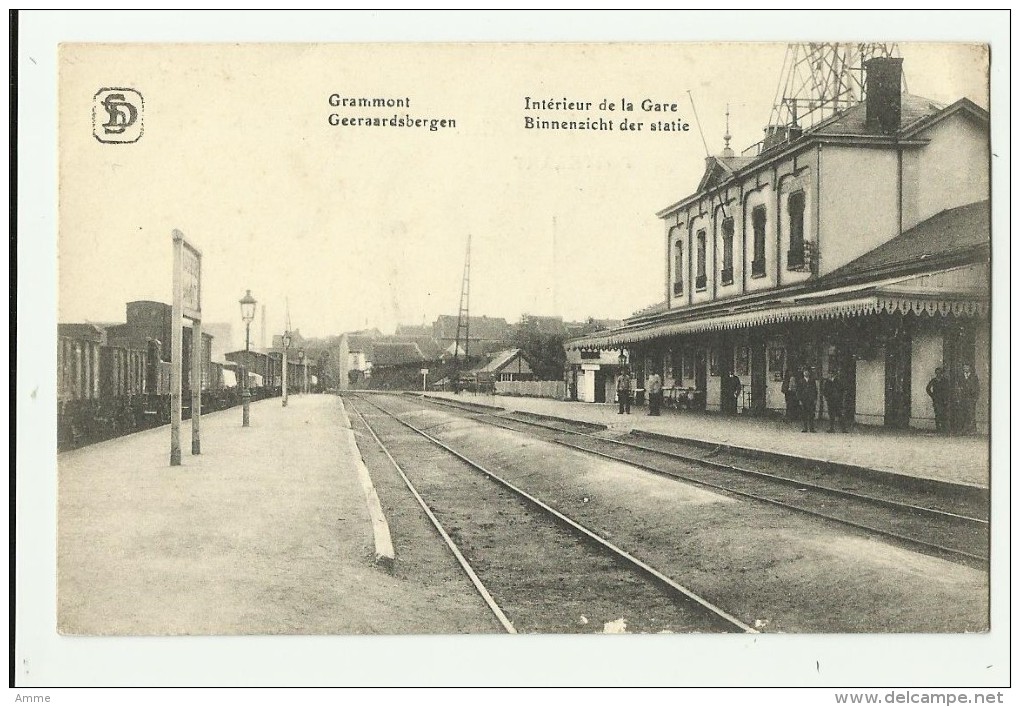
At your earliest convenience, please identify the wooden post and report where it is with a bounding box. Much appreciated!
[170,231,183,466]
[191,317,202,454]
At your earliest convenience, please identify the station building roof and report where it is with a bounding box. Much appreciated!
[822,200,989,283]
[472,348,531,374]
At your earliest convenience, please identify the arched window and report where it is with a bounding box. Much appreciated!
[673,238,684,296]
[751,206,767,277]
[695,230,707,291]
[787,191,806,269]
[721,217,735,285]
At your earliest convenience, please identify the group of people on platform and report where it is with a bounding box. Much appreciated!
[614,369,671,416]
[925,363,981,435]
[615,362,980,435]
[782,368,849,434]
[781,363,980,435]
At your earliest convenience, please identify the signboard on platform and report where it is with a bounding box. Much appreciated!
[181,239,202,319]
[170,228,203,466]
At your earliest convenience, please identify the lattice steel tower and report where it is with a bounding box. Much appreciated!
[452,235,471,382]
[766,43,902,133]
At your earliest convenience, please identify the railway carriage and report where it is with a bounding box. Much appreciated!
[59,299,303,449]
[58,324,104,448]
[57,320,235,449]
[98,343,149,437]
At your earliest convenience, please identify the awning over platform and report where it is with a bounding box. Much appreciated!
[568,264,989,350]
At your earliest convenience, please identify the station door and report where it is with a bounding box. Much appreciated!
[884,329,912,428]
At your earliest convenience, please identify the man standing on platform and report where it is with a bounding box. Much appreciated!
[726,372,743,415]
[647,372,662,416]
[617,368,632,415]
[957,363,980,434]
[782,371,800,421]
[822,369,847,433]
[798,367,818,433]
[926,367,950,434]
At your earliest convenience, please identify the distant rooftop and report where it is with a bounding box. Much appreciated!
[371,342,426,367]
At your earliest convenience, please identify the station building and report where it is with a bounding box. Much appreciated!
[565,347,625,404]
[471,348,534,386]
[566,58,990,431]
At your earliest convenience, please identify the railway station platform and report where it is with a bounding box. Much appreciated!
[56,394,472,635]
[426,392,991,489]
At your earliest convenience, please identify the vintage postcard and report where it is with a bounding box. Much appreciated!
[16,11,1009,690]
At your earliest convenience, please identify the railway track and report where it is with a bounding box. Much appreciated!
[346,394,757,635]
[413,394,989,568]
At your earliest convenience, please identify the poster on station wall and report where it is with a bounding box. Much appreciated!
[19,10,1006,691]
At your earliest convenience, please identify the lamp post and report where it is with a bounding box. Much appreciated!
[239,290,257,427]
[298,349,306,395]
[282,331,291,407]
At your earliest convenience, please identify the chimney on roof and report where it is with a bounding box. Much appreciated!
[865,57,904,134]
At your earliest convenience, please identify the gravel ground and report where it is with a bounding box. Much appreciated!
[58,395,499,635]
[347,405,506,633]
[376,395,988,633]
[350,399,741,634]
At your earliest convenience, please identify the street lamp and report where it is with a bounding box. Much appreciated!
[618,350,628,367]
[282,331,291,407]
[239,290,257,427]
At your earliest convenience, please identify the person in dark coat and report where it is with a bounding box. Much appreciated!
[822,369,847,433]
[797,367,818,433]
[925,367,950,434]
[725,373,743,415]
[956,363,980,434]
[782,371,800,420]
[616,368,632,415]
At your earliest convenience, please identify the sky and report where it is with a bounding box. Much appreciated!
[57,40,988,348]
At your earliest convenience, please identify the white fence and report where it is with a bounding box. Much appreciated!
[495,380,566,399]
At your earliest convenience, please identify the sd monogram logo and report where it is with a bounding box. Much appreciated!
[93,88,144,143]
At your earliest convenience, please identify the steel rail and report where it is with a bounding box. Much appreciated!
[357,394,758,634]
[424,397,986,526]
[346,398,517,634]
[606,434,988,526]
[412,397,987,566]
